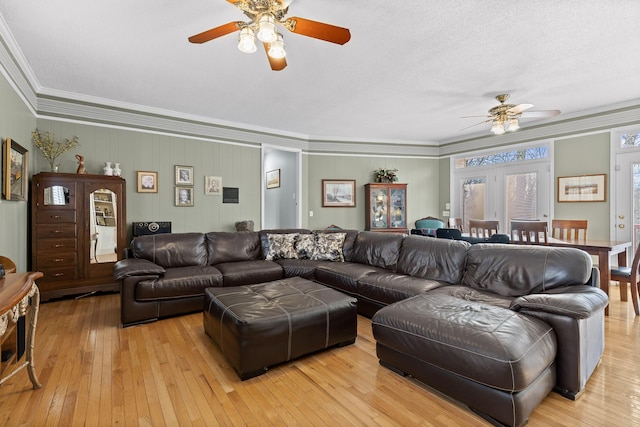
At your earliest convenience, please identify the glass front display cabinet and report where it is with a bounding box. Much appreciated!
[364,183,408,233]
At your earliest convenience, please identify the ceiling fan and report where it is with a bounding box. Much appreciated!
[188,0,351,71]
[462,94,561,135]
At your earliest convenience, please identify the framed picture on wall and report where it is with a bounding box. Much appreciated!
[175,165,194,185]
[322,179,356,207]
[266,169,280,189]
[205,176,222,195]
[557,174,606,202]
[175,186,194,206]
[3,138,28,201]
[137,171,158,193]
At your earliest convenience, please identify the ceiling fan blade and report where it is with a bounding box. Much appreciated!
[285,17,351,45]
[188,22,241,44]
[460,119,492,131]
[263,42,287,71]
[506,103,534,115]
[461,115,493,118]
[520,110,561,118]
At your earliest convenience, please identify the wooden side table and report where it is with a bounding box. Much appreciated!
[0,272,43,388]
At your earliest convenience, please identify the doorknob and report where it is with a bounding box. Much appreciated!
[618,214,625,219]
[619,224,625,229]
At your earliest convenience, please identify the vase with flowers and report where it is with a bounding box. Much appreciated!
[32,129,80,172]
[374,168,398,183]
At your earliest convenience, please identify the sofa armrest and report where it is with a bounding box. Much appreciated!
[114,258,166,281]
[510,285,608,319]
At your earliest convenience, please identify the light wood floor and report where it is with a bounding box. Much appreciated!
[1,285,639,426]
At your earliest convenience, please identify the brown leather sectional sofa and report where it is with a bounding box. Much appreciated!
[114,228,608,426]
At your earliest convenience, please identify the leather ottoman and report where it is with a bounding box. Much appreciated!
[204,276,357,380]
[372,294,557,427]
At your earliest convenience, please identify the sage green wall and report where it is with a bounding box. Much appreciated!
[438,157,451,222]
[0,76,36,271]
[34,120,262,239]
[554,132,610,240]
[302,154,440,230]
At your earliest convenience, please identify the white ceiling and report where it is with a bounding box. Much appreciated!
[1,0,639,145]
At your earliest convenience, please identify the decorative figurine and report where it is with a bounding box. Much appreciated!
[76,154,88,174]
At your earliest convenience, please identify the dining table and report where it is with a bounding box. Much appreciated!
[539,237,633,315]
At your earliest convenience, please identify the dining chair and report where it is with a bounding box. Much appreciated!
[510,220,548,244]
[468,220,500,238]
[0,255,17,274]
[610,242,640,316]
[551,219,588,241]
[415,216,445,235]
[448,217,464,232]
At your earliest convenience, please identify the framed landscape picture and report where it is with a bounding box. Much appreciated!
[3,138,28,201]
[322,179,356,207]
[266,169,280,189]
[557,174,606,202]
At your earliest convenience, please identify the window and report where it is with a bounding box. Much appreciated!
[452,142,551,231]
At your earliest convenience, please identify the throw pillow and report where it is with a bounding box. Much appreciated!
[295,234,316,259]
[265,233,299,260]
[311,232,346,262]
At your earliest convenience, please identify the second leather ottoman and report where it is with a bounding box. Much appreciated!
[204,276,358,380]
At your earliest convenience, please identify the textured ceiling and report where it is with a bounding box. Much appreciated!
[1,0,639,144]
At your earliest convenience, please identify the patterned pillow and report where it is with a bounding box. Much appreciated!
[295,234,316,259]
[265,233,298,260]
[311,232,346,262]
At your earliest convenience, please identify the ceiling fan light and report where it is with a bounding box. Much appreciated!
[257,14,277,43]
[268,33,286,59]
[508,117,520,131]
[237,27,257,53]
[491,120,505,135]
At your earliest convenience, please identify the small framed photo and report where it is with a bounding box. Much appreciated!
[205,176,222,195]
[557,174,606,202]
[322,179,356,207]
[3,138,28,201]
[266,169,280,189]
[175,165,194,186]
[175,186,194,206]
[137,171,158,193]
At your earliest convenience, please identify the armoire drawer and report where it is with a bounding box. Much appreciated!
[36,238,78,254]
[38,267,79,285]
[36,210,76,224]
[36,224,77,239]
[36,252,77,268]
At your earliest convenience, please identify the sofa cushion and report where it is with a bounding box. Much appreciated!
[372,294,557,392]
[259,229,312,258]
[396,236,469,284]
[275,259,334,280]
[314,262,385,295]
[427,285,514,309]
[132,233,208,268]
[134,265,223,300]
[314,229,359,262]
[206,232,261,265]
[215,260,283,287]
[357,273,447,306]
[350,231,404,270]
[463,244,593,297]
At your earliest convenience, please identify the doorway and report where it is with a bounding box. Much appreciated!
[611,128,640,257]
[262,146,301,229]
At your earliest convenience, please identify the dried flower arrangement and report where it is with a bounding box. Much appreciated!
[32,129,80,172]
[374,168,398,183]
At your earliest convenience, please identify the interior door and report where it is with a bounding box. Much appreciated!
[613,150,640,249]
[496,162,551,233]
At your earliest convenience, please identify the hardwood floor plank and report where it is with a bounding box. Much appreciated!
[2,291,640,426]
